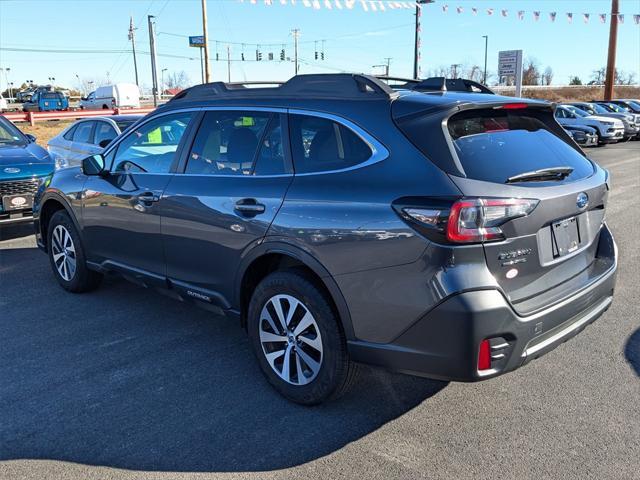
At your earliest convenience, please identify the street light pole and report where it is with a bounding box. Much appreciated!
[291,28,300,76]
[413,0,434,79]
[148,15,159,107]
[482,35,488,84]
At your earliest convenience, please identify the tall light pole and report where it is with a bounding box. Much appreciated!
[482,35,488,84]
[129,16,140,87]
[148,15,159,106]
[604,0,619,100]
[161,68,168,96]
[201,0,211,82]
[291,28,300,75]
[413,0,434,79]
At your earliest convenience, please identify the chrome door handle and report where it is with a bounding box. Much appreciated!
[138,192,160,203]
[235,199,266,215]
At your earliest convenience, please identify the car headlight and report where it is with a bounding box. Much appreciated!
[601,121,614,126]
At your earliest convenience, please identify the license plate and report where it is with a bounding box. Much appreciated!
[2,194,33,212]
[551,216,581,257]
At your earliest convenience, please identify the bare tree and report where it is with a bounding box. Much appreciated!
[591,68,606,85]
[466,65,483,82]
[522,58,541,85]
[569,76,582,85]
[76,76,108,96]
[165,71,191,90]
[542,67,553,86]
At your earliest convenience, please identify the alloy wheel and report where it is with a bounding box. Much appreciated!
[259,294,323,386]
[51,225,77,282]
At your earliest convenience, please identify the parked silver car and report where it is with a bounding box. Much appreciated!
[567,102,639,140]
[47,115,142,169]
[554,105,624,144]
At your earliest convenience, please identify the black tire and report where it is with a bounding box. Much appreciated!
[47,210,102,293]
[247,269,358,405]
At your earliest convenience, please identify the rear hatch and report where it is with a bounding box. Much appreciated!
[397,100,610,315]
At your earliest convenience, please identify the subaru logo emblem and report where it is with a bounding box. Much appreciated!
[3,167,20,174]
[576,192,589,210]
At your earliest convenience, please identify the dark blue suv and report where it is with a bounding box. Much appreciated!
[34,74,617,404]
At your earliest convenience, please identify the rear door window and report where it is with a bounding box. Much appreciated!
[73,122,94,144]
[288,114,372,174]
[94,122,117,145]
[446,109,594,184]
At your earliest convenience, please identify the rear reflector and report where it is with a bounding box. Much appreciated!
[478,339,491,371]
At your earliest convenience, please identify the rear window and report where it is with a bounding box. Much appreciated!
[43,93,62,100]
[446,109,594,183]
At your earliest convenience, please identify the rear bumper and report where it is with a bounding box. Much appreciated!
[348,226,617,382]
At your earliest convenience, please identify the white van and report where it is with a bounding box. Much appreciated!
[80,83,140,110]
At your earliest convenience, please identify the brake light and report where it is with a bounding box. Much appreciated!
[446,198,538,243]
[478,339,491,371]
[498,103,529,110]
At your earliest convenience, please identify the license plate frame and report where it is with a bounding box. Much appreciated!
[2,194,33,212]
[551,215,581,258]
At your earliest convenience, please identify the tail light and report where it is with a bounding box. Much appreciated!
[397,197,538,244]
[446,198,538,243]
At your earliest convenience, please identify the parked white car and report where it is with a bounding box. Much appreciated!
[79,83,141,110]
[554,105,624,144]
[47,115,142,168]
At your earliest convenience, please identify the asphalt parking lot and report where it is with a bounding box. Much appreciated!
[0,142,638,480]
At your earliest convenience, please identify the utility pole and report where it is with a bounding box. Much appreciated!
[129,16,140,87]
[291,28,300,76]
[201,0,211,82]
[199,47,205,84]
[384,57,392,76]
[482,35,488,84]
[148,15,159,107]
[413,1,434,79]
[604,0,619,100]
[227,45,231,83]
[451,63,462,79]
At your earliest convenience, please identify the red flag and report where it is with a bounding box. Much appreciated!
[456,6,463,14]
[599,13,606,23]
[566,12,573,24]
[634,14,640,25]
[486,8,494,16]
[442,4,448,13]
[517,10,524,20]
[549,12,557,22]
[583,13,590,24]
[617,14,624,24]
[471,7,477,15]
[501,9,508,17]
[533,11,540,21]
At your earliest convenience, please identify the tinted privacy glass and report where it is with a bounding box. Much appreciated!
[73,122,94,144]
[289,114,372,174]
[111,113,192,173]
[254,117,287,175]
[94,122,117,145]
[446,109,594,184]
[186,111,270,175]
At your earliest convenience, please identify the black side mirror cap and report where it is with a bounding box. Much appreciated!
[82,154,106,176]
[98,139,113,148]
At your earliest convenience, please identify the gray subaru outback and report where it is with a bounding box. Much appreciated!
[33,74,617,404]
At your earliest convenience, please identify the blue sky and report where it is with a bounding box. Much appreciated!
[0,0,638,93]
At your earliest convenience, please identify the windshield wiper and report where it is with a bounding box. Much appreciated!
[505,166,574,184]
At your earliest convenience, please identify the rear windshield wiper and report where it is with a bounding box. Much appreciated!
[505,166,574,184]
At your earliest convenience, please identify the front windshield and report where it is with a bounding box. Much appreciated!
[589,104,609,115]
[567,106,589,117]
[0,119,27,145]
[607,103,627,113]
[628,101,640,110]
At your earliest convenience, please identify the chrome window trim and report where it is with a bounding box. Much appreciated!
[288,108,389,176]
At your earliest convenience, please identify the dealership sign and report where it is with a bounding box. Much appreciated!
[498,50,523,97]
[189,36,205,48]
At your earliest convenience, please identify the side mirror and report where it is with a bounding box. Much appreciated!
[98,138,113,148]
[82,154,106,176]
[81,97,87,101]
[25,134,36,143]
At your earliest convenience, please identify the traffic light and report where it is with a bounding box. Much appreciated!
[315,51,318,60]
[241,52,245,61]
[280,49,285,61]
[321,52,325,60]
[268,52,274,61]
[216,53,219,61]
[256,49,262,61]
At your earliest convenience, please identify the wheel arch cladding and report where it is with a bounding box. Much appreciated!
[236,244,355,340]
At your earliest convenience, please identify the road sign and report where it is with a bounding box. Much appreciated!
[189,36,205,48]
[498,49,523,97]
